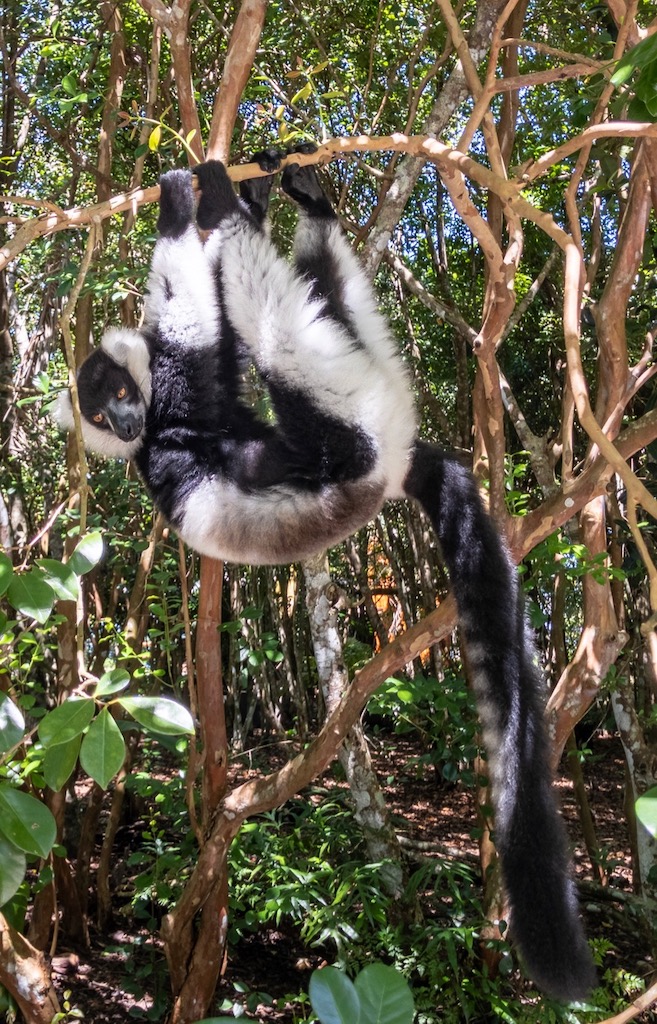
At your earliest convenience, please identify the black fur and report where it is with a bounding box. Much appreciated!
[405,442,596,999]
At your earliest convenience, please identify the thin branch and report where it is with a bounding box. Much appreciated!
[523,121,653,183]
[137,0,204,163]
[59,222,102,666]
[492,63,600,92]
[384,249,477,343]
[499,37,607,67]
[502,246,560,340]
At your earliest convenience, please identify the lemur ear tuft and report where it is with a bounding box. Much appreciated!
[102,328,132,366]
[50,391,75,431]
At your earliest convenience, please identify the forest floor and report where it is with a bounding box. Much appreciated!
[50,734,656,1024]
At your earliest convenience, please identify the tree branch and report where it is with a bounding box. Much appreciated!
[6,125,657,272]
[206,0,269,162]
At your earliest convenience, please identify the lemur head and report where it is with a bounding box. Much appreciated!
[52,328,152,459]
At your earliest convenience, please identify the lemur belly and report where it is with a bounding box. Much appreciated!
[177,476,386,564]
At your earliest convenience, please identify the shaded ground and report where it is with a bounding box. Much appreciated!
[50,734,655,1023]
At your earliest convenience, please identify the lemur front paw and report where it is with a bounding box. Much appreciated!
[238,148,283,227]
[287,141,318,157]
[281,148,335,219]
[252,147,284,174]
[194,160,241,230]
[157,170,194,238]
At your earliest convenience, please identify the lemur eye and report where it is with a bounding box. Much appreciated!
[93,413,104,424]
[117,387,127,400]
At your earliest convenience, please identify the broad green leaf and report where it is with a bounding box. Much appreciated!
[43,734,82,792]
[80,708,125,789]
[355,964,414,1024]
[38,698,95,748]
[61,74,77,95]
[6,571,55,624]
[0,784,57,858]
[611,33,657,85]
[118,696,194,736]
[95,669,130,697]
[149,125,162,151]
[68,531,104,575]
[0,692,25,753]
[309,967,361,1024]
[0,553,12,597]
[628,96,653,122]
[0,833,26,906]
[636,787,657,837]
[36,559,80,602]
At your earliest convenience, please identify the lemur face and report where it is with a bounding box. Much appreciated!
[77,349,146,443]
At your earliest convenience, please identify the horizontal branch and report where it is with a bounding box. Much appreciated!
[4,124,657,271]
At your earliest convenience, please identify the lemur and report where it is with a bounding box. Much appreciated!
[54,152,595,1002]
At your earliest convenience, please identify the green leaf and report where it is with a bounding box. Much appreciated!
[291,81,313,104]
[6,571,55,624]
[36,559,80,602]
[95,669,130,697]
[0,784,57,858]
[61,73,77,95]
[43,734,82,792]
[0,553,12,597]
[0,833,26,906]
[118,696,194,736]
[627,96,653,122]
[355,964,414,1024]
[149,124,162,151]
[611,33,657,86]
[309,967,361,1024]
[38,698,95,748]
[636,787,657,837]
[0,692,25,753]
[80,708,125,789]
[68,531,104,575]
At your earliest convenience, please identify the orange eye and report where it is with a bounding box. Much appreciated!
[117,387,127,400]
[93,413,104,424]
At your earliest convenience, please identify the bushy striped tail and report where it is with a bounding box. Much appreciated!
[404,440,596,1002]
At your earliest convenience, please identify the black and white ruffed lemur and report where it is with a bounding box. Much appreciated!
[54,151,596,1002]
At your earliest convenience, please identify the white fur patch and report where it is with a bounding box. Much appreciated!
[102,328,152,406]
[77,421,143,460]
[51,390,75,431]
[50,388,143,460]
[216,213,418,499]
[143,224,219,348]
[178,474,385,565]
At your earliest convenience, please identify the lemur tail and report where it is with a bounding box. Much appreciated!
[403,440,596,1003]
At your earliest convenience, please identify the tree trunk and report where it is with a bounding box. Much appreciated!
[303,552,408,902]
[0,913,60,1024]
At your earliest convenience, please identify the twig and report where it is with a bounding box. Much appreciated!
[594,977,657,1024]
[59,221,102,665]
